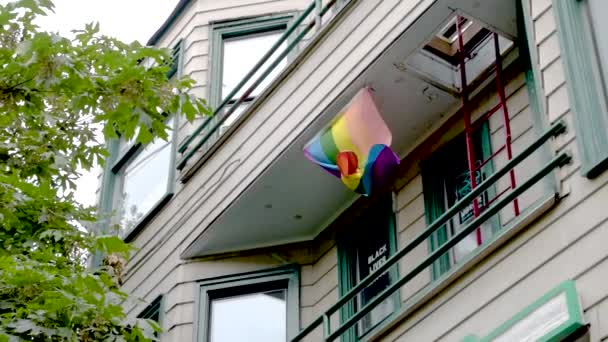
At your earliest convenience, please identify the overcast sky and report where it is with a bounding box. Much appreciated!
[32,0,180,206]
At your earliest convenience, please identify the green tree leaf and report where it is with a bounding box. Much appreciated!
[0,1,211,340]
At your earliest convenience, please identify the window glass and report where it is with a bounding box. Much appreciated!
[221,30,287,101]
[207,18,291,146]
[338,196,398,339]
[355,231,394,332]
[422,122,498,278]
[115,119,173,233]
[209,289,287,342]
[438,132,493,263]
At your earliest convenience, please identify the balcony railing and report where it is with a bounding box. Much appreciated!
[176,0,352,172]
[291,120,570,341]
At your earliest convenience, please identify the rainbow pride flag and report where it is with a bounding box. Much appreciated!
[303,88,400,196]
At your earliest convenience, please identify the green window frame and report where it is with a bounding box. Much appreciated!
[422,122,500,280]
[208,14,295,133]
[138,295,163,322]
[137,295,164,337]
[552,0,608,178]
[337,195,400,341]
[195,265,300,342]
[98,41,183,242]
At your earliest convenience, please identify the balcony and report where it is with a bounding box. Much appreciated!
[291,120,570,341]
[178,0,527,258]
[164,0,577,339]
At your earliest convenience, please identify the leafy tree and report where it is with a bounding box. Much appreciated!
[0,0,210,340]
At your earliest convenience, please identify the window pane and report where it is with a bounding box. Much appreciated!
[116,120,173,233]
[222,30,287,101]
[209,289,286,342]
[423,121,498,276]
[446,158,493,263]
[351,197,397,335]
[356,244,394,333]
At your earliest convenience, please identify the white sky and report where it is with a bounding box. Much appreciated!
[33,0,180,206]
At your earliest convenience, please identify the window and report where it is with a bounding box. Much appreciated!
[138,295,163,322]
[196,266,299,342]
[103,42,182,240]
[553,0,608,178]
[337,196,399,340]
[209,15,292,135]
[422,122,500,279]
[138,295,163,337]
[112,120,175,237]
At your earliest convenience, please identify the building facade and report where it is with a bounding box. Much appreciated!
[97,0,608,340]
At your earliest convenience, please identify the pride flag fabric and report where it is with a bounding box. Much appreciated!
[303,88,400,196]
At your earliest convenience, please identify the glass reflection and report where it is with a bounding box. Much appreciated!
[209,289,286,342]
[222,30,287,100]
[213,29,287,140]
[116,119,173,234]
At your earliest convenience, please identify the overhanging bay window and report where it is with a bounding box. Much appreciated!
[209,15,292,135]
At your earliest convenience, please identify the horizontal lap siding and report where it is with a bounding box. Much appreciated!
[123,0,433,334]
[300,245,340,342]
[380,1,608,341]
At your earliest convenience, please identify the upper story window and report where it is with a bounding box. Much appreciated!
[210,15,292,134]
[337,196,399,340]
[422,123,499,279]
[196,266,299,342]
[112,118,176,237]
[105,42,182,240]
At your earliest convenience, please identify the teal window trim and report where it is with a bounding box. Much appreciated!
[98,40,184,242]
[552,0,608,179]
[463,280,585,342]
[208,13,297,110]
[138,295,164,322]
[138,295,165,337]
[517,0,558,196]
[422,122,499,280]
[194,264,300,342]
[337,195,400,341]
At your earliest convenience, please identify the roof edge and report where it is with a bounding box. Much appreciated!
[147,0,193,46]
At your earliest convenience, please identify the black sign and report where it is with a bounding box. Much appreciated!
[358,240,390,306]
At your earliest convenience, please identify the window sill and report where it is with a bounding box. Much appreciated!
[363,193,557,341]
